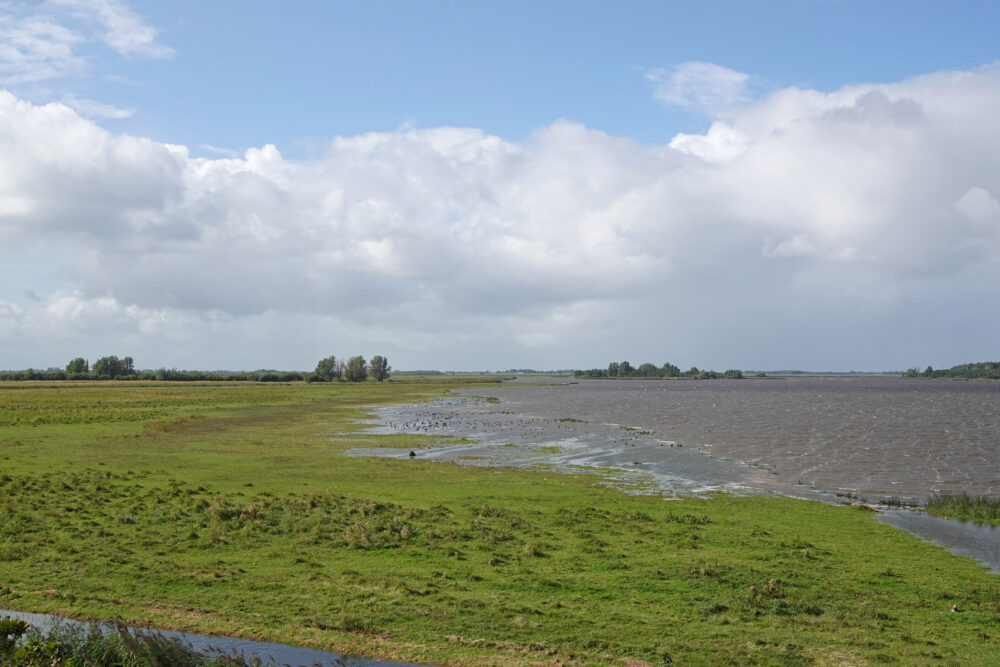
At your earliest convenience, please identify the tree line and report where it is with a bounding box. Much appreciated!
[310,355,391,382]
[574,361,746,380]
[1,355,140,381]
[0,354,392,383]
[903,361,1000,380]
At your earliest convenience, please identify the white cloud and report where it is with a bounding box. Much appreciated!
[61,92,133,118]
[955,186,1000,226]
[0,0,171,84]
[0,10,84,83]
[60,0,173,59]
[199,143,240,158]
[647,61,751,116]
[668,121,750,162]
[3,64,1000,369]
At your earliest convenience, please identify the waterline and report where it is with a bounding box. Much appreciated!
[0,609,423,667]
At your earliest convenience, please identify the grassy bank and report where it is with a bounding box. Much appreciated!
[0,380,997,665]
[926,493,1000,526]
[0,615,257,666]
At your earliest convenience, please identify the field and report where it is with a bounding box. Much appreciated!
[0,380,998,665]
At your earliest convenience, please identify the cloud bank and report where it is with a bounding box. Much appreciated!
[2,64,1000,369]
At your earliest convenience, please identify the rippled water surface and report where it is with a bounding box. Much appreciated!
[454,377,1000,501]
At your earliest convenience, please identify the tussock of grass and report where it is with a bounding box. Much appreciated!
[926,493,1000,525]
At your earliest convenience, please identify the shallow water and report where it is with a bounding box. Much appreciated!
[355,396,805,498]
[457,377,1000,502]
[875,511,1000,573]
[349,376,1000,573]
[0,609,421,667]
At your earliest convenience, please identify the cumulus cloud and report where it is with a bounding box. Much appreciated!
[3,64,1000,369]
[647,61,751,115]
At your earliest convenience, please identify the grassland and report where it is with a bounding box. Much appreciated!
[0,380,998,665]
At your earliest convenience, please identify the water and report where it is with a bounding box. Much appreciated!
[458,377,1000,501]
[350,376,1000,572]
[357,396,787,498]
[0,609,421,667]
[876,512,1000,574]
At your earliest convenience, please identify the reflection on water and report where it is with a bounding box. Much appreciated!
[876,511,1000,573]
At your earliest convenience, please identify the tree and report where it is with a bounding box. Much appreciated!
[66,358,89,374]
[636,362,658,377]
[618,361,634,377]
[369,355,391,381]
[607,362,620,377]
[121,356,135,375]
[344,355,367,382]
[92,355,123,379]
[661,362,680,377]
[314,355,339,381]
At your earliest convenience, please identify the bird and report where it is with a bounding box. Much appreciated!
[408,451,416,458]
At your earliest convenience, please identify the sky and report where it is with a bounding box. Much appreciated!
[1,1,1000,372]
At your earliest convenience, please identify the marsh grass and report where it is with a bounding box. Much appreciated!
[926,493,1000,525]
[0,380,998,664]
[0,615,267,666]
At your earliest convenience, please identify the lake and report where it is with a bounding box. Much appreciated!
[456,376,1000,501]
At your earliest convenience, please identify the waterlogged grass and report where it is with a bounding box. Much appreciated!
[1,615,260,666]
[926,493,1000,525]
[0,380,998,665]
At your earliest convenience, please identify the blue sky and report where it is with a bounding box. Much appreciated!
[2,1,1000,371]
[29,1,1000,151]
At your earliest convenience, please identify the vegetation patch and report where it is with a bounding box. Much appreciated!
[1,615,265,665]
[926,493,1000,525]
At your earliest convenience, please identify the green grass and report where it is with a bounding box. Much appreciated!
[0,380,998,665]
[926,493,1000,525]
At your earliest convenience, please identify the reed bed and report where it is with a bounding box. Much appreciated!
[926,492,1000,525]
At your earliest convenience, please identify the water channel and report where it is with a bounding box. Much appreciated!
[0,608,422,667]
